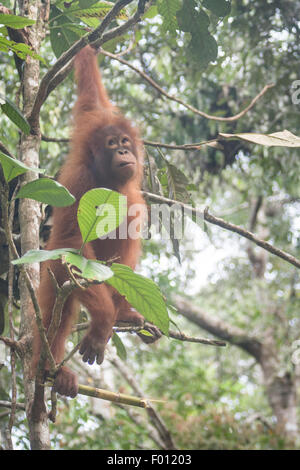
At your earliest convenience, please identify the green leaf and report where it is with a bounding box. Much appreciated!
[0,13,35,29]
[0,152,44,183]
[176,0,218,68]
[177,0,210,33]
[70,1,128,21]
[202,0,231,17]
[12,248,77,265]
[0,94,30,134]
[106,264,169,335]
[15,178,76,207]
[64,252,113,282]
[188,30,218,69]
[157,0,181,35]
[50,5,84,58]
[138,329,155,337]
[77,188,127,245]
[143,4,158,19]
[112,332,127,361]
[158,163,192,204]
[78,0,100,8]
[0,37,45,62]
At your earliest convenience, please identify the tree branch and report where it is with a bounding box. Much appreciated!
[0,400,26,411]
[99,49,274,122]
[174,295,263,362]
[143,191,300,270]
[73,321,227,347]
[41,133,218,151]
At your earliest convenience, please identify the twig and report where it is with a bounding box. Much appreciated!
[143,138,218,150]
[99,49,274,122]
[0,141,15,159]
[41,133,218,151]
[78,383,156,408]
[45,381,155,408]
[73,321,227,347]
[6,186,19,448]
[0,181,56,372]
[48,389,57,423]
[167,329,226,346]
[115,323,227,346]
[91,0,149,48]
[0,401,26,411]
[41,135,69,143]
[143,191,300,270]
[0,336,21,352]
[57,341,82,371]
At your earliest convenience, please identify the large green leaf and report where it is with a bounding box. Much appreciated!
[0,38,44,62]
[64,252,113,282]
[158,164,192,204]
[49,5,85,58]
[15,178,76,207]
[112,332,127,361]
[0,13,35,28]
[157,0,181,35]
[202,0,231,17]
[0,94,30,134]
[177,0,218,68]
[12,248,78,265]
[77,188,127,245]
[0,152,44,182]
[68,1,128,27]
[51,2,127,32]
[106,263,169,335]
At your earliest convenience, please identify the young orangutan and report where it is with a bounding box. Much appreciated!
[35,46,159,398]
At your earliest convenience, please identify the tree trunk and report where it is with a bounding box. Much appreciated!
[260,341,298,439]
[18,0,51,450]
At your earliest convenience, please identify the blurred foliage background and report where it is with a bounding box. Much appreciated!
[0,0,299,450]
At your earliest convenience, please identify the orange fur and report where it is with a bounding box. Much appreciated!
[34,46,146,397]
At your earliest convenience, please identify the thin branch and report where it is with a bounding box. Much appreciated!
[0,181,56,373]
[167,329,226,346]
[99,49,274,122]
[73,321,227,347]
[45,380,155,408]
[45,60,74,103]
[41,133,218,151]
[0,141,15,159]
[143,191,300,270]
[77,383,154,408]
[41,134,69,144]
[6,185,19,448]
[115,323,227,346]
[0,401,26,411]
[0,336,21,352]
[143,138,218,150]
[57,341,81,371]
